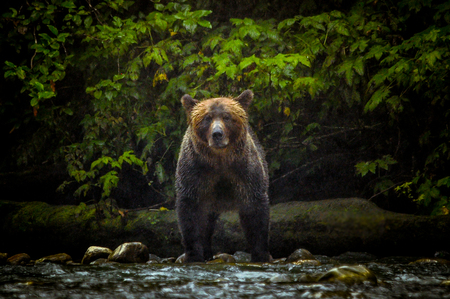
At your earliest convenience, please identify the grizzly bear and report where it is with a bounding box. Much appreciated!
[176,90,271,263]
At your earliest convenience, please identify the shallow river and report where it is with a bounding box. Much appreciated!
[1,256,450,298]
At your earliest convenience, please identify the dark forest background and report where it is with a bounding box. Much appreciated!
[0,0,449,215]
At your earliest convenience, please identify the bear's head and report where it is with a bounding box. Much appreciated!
[181,90,253,150]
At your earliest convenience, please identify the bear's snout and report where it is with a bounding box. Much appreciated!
[208,120,229,148]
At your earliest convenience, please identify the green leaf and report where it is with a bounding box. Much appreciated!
[364,88,390,112]
[155,3,164,11]
[94,90,102,99]
[16,69,26,80]
[154,162,166,183]
[38,91,55,99]
[33,81,45,91]
[61,1,76,9]
[335,21,350,36]
[353,57,364,76]
[47,25,59,35]
[63,107,73,115]
[198,20,212,29]
[84,16,93,28]
[30,98,39,107]
[183,19,197,34]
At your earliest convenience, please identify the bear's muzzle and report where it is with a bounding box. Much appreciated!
[209,120,229,148]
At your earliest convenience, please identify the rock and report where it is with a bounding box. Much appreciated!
[317,265,377,285]
[108,242,149,263]
[441,280,450,286]
[161,257,176,263]
[175,253,186,263]
[233,251,251,263]
[147,254,162,264]
[286,248,315,263]
[268,274,292,283]
[291,259,321,266]
[81,246,113,265]
[0,253,7,265]
[410,258,450,265]
[36,253,72,264]
[435,251,450,259]
[90,258,114,265]
[272,257,287,264]
[7,253,31,265]
[207,258,225,264]
[213,253,236,263]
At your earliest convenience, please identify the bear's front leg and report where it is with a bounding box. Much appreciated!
[239,199,271,262]
[202,212,218,261]
[176,199,207,262]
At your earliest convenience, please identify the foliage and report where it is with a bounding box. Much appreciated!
[1,0,449,214]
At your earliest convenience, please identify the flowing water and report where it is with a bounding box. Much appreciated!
[1,257,450,298]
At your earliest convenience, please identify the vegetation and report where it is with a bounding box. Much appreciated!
[1,0,449,215]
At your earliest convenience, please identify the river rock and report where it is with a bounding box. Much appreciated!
[291,259,321,266]
[7,253,31,265]
[175,253,186,263]
[272,257,287,264]
[268,274,292,283]
[410,258,450,265]
[286,248,316,263]
[161,257,176,263]
[108,242,149,263]
[207,258,226,264]
[233,251,251,262]
[36,253,72,264]
[81,246,113,265]
[214,253,236,263]
[147,254,163,264]
[90,258,118,265]
[0,253,7,265]
[317,265,377,285]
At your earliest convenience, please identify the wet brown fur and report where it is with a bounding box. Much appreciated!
[176,90,271,263]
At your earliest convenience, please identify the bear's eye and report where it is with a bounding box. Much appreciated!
[203,115,212,123]
[223,114,231,121]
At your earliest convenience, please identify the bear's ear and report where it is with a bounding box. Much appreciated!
[181,94,198,115]
[234,90,253,110]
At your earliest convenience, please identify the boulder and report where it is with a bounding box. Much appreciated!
[108,242,149,263]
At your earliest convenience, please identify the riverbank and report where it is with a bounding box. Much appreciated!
[1,198,449,260]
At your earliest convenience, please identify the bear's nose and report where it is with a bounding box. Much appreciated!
[212,127,224,140]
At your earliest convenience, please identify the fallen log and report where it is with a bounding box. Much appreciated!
[1,198,449,260]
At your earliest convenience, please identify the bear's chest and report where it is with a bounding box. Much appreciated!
[200,174,245,211]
